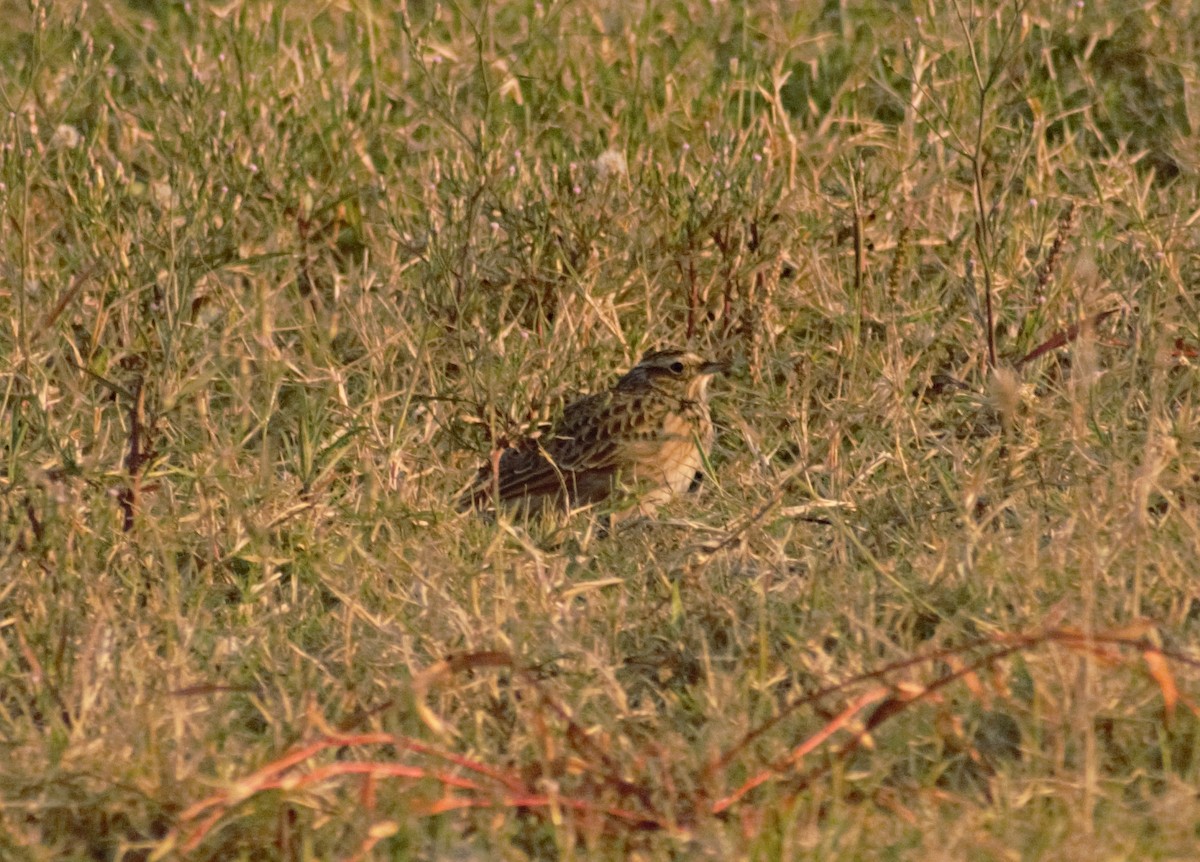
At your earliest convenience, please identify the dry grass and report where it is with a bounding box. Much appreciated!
[3,0,1200,859]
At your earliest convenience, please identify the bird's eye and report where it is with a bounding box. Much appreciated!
[669,361,685,374]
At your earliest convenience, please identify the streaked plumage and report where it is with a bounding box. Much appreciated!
[463,348,726,515]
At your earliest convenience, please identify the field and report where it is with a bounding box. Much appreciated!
[3,0,1200,858]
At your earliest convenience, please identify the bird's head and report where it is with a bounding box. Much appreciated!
[618,348,727,400]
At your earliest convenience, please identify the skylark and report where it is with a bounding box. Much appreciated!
[463,348,727,516]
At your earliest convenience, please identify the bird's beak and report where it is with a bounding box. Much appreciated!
[700,359,729,376]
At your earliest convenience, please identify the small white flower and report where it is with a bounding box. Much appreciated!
[51,124,82,150]
[150,179,176,209]
[594,149,627,179]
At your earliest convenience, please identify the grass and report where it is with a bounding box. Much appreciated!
[2,0,1200,858]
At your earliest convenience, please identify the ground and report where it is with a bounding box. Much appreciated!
[2,1,1200,859]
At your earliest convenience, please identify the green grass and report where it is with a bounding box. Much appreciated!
[3,0,1200,858]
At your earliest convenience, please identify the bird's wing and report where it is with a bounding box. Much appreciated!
[478,391,636,501]
[467,389,678,505]
[486,393,620,501]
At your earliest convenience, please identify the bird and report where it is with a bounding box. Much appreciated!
[462,348,727,517]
